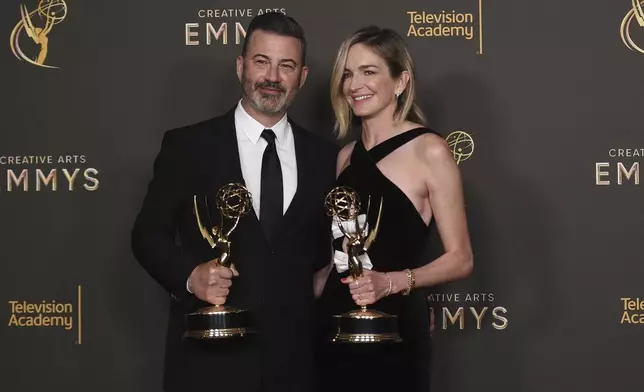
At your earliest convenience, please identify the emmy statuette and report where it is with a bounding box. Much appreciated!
[324,186,402,343]
[184,183,254,340]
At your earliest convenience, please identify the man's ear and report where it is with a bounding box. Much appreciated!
[236,56,244,83]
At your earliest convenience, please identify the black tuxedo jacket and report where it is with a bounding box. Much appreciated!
[131,108,338,392]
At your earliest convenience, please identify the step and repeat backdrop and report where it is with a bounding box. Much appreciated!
[1,0,643,391]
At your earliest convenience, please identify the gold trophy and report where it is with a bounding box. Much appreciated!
[324,186,402,343]
[183,183,254,339]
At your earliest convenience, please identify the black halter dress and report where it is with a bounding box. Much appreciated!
[315,128,439,392]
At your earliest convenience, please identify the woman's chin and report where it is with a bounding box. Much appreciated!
[351,108,376,118]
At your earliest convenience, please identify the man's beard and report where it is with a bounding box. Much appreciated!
[241,74,297,115]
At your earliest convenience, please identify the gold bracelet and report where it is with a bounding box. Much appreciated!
[384,272,392,297]
[402,269,415,296]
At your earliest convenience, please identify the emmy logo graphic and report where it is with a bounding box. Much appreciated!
[9,0,68,69]
[621,0,644,54]
[446,130,474,165]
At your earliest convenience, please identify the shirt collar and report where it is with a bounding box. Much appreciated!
[234,100,289,145]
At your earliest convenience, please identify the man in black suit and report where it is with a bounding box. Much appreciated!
[131,12,338,392]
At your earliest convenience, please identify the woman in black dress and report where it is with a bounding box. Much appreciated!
[315,26,474,392]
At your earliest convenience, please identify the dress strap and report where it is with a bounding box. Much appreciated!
[365,127,439,163]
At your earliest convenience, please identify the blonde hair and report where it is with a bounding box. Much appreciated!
[330,26,426,138]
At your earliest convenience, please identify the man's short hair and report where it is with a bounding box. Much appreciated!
[241,12,307,65]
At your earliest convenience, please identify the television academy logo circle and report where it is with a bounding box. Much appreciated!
[446,130,474,165]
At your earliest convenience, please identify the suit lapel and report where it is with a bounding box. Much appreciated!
[204,108,264,237]
[211,108,245,185]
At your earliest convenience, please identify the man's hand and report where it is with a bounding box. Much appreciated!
[188,260,239,305]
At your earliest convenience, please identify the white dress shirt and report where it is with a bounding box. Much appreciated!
[234,100,298,218]
[187,101,298,293]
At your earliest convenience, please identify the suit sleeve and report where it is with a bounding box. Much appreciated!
[131,130,200,301]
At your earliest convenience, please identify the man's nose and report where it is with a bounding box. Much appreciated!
[266,64,280,82]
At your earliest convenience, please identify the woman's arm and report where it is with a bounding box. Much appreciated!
[389,135,473,294]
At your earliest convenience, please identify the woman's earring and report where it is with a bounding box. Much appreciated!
[395,92,400,99]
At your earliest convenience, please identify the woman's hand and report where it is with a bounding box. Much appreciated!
[341,269,391,306]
